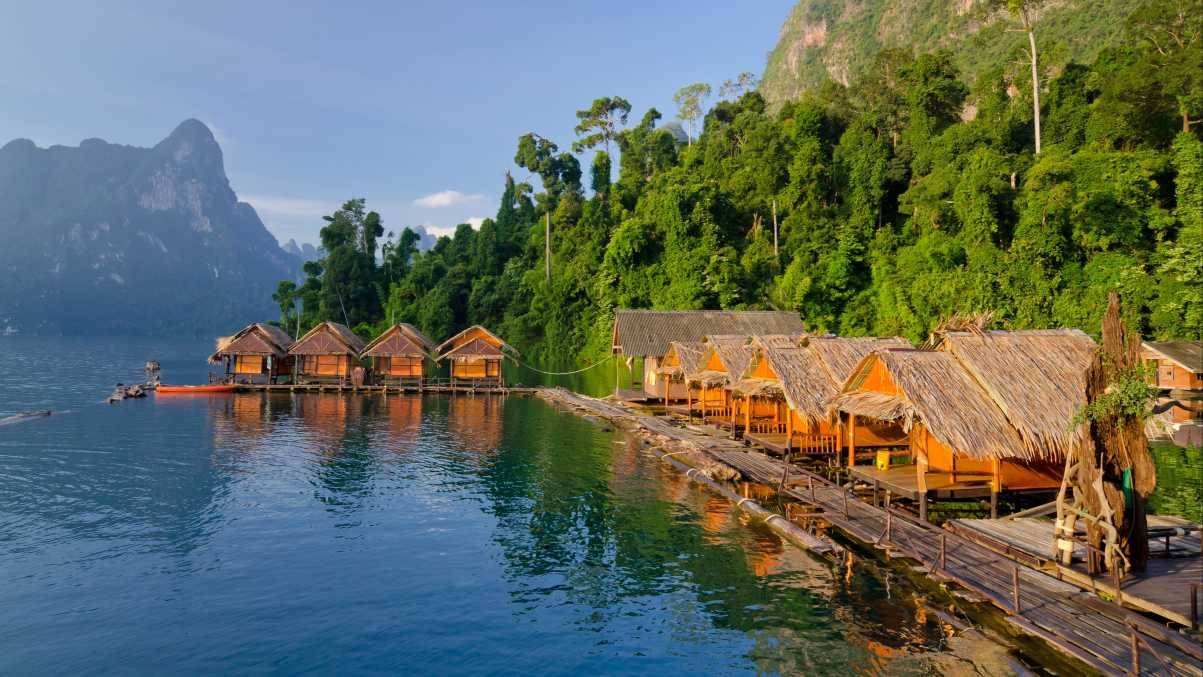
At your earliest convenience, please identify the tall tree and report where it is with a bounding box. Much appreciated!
[673,82,712,146]
[1129,0,1203,133]
[572,96,632,154]
[1008,0,1046,153]
[719,72,759,99]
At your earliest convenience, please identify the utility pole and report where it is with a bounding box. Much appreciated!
[545,211,551,282]
[772,198,779,260]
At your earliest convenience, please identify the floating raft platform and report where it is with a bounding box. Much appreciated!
[539,388,1203,677]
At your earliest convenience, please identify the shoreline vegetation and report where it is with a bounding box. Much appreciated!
[271,0,1199,374]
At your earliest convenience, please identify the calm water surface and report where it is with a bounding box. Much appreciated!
[1,337,1031,675]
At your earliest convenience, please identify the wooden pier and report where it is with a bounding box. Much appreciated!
[230,382,540,395]
[542,388,1203,677]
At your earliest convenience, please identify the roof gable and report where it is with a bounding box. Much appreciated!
[436,325,516,359]
[288,321,365,356]
[362,324,433,358]
[210,323,294,361]
[1142,340,1202,372]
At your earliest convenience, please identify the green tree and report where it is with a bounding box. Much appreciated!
[673,82,712,146]
[572,96,632,154]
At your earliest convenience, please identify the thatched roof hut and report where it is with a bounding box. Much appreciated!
[831,349,1031,462]
[362,323,434,360]
[208,323,294,363]
[734,335,910,423]
[289,321,365,356]
[611,310,805,358]
[655,341,706,378]
[935,329,1095,461]
[434,325,517,361]
[688,335,756,388]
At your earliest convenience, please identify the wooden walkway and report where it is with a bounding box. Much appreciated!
[232,383,539,395]
[539,390,1203,677]
[949,516,1202,628]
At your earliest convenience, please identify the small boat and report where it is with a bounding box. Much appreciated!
[156,384,238,394]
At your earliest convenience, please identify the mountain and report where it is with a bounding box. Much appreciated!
[0,119,301,335]
[282,239,322,262]
[761,0,1137,108]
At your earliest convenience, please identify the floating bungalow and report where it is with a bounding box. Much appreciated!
[611,310,806,400]
[829,329,1095,520]
[434,325,516,389]
[288,321,366,385]
[654,340,705,408]
[209,323,295,384]
[685,335,757,432]
[733,335,910,457]
[361,323,433,387]
[1141,340,1202,391]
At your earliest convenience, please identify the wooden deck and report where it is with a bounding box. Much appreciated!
[539,389,1203,676]
[949,516,1203,628]
[849,464,996,501]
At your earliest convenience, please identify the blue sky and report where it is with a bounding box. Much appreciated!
[1,1,792,245]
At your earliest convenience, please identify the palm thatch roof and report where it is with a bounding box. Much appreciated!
[687,335,757,388]
[362,323,433,359]
[937,329,1095,461]
[655,341,706,378]
[288,321,365,356]
[209,323,294,363]
[611,310,805,357]
[435,325,518,361]
[1142,340,1202,372]
[830,349,1030,462]
[734,335,911,423]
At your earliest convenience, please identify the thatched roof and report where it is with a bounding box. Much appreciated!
[831,349,1029,461]
[362,324,433,359]
[288,321,365,356]
[655,341,706,378]
[209,323,294,363]
[612,310,805,357]
[736,335,911,422]
[687,335,755,388]
[937,329,1095,461]
[1142,340,1202,372]
[435,325,517,361]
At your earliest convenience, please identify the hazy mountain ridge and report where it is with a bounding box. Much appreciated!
[0,119,301,335]
[761,0,1136,107]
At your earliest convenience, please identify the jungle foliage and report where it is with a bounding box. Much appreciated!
[278,1,1201,367]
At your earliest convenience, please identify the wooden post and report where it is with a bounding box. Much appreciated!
[991,458,1001,519]
[743,396,751,439]
[1130,628,1140,675]
[701,384,707,422]
[686,385,692,419]
[917,448,929,522]
[938,533,946,570]
[785,410,793,455]
[663,376,669,410]
[847,413,857,469]
[1190,582,1199,630]
[729,391,736,439]
[1012,565,1022,613]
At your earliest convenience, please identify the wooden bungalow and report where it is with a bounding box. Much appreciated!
[733,335,910,457]
[684,335,757,433]
[362,323,434,387]
[611,310,806,400]
[288,321,366,385]
[655,340,705,411]
[1141,340,1203,391]
[830,330,1095,520]
[434,325,516,388]
[209,323,295,384]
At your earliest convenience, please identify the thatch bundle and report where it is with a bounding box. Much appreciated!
[939,329,1095,462]
[923,311,995,348]
[685,335,754,388]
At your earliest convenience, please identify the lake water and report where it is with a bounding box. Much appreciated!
[0,336,1127,674]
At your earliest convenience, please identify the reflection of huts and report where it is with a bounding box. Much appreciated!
[732,335,910,456]
[288,321,365,385]
[209,323,295,384]
[362,323,433,387]
[611,310,806,400]
[655,341,705,410]
[435,325,516,388]
[829,329,1095,520]
[1141,340,1202,391]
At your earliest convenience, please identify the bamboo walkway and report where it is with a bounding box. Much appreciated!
[541,388,1203,677]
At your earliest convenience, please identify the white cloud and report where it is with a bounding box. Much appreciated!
[466,216,487,229]
[413,189,485,208]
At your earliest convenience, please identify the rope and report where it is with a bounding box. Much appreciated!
[513,354,614,376]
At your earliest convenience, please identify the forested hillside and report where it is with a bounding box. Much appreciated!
[275,0,1201,368]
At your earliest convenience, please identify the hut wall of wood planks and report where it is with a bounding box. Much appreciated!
[288,321,366,386]
[361,323,434,387]
[1141,340,1203,391]
[434,325,516,389]
[209,323,295,385]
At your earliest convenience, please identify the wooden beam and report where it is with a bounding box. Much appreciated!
[847,413,857,468]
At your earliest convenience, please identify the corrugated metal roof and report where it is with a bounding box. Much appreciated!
[1143,340,1202,372]
[612,310,805,357]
